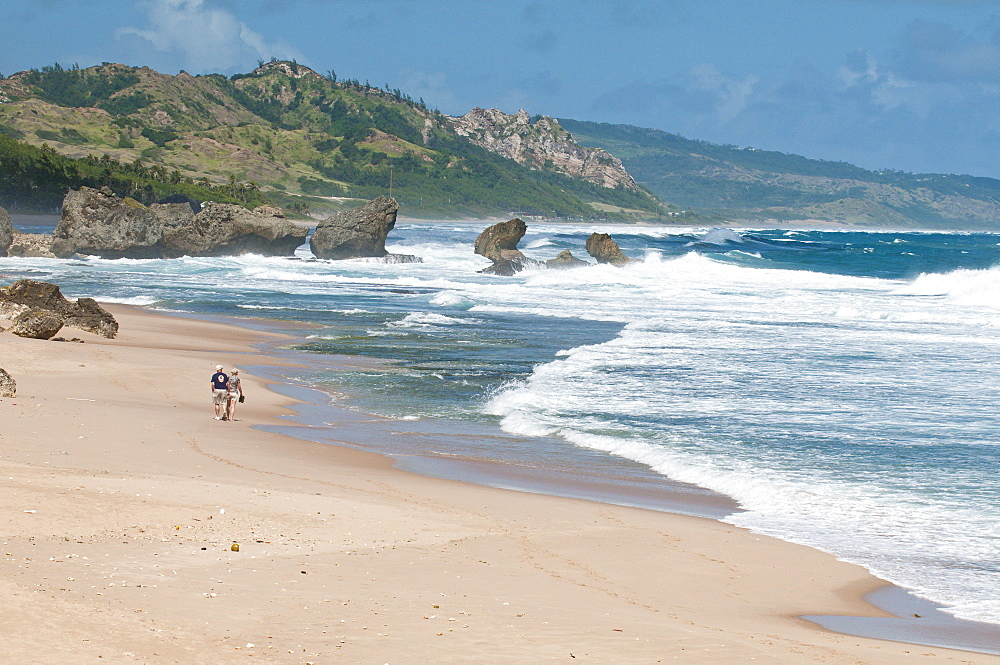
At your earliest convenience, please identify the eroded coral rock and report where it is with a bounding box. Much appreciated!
[10,308,64,339]
[585,233,635,266]
[51,187,306,258]
[0,279,119,338]
[0,368,15,397]
[546,249,590,270]
[474,218,544,275]
[0,205,12,257]
[310,196,409,260]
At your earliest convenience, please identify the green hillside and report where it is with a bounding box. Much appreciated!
[0,62,665,220]
[560,119,1000,229]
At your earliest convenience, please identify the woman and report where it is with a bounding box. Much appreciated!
[226,368,244,421]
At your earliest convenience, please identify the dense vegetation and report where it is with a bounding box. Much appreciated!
[0,61,664,220]
[0,134,269,211]
[20,63,152,115]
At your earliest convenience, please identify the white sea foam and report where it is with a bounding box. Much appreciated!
[480,247,1000,623]
[388,312,476,328]
[95,295,160,306]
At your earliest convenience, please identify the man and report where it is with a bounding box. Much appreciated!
[210,364,229,420]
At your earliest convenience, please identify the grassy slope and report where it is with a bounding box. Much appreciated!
[560,119,1000,229]
[0,63,665,220]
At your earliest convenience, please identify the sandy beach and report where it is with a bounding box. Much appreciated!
[0,304,997,664]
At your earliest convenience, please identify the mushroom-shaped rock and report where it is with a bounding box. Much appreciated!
[10,308,64,339]
[474,218,544,275]
[0,368,15,397]
[0,205,12,257]
[310,196,402,260]
[585,233,634,266]
[0,279,119,338]
[546,250,589,270]
[474,218,527,261]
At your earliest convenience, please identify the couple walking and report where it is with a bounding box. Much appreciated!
[211,365,244,421]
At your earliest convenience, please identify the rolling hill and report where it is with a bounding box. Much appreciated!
[560,119,1000,229]
[0,61,666,220]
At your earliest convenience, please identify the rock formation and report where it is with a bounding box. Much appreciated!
[474,218,544,276]
[0,368,15,397]
[0,279,119,338]
[52,187,167,258]
[160,201,308,257]
[310,196,418,261]
[450,108,639,191]
[545,249,590,269]
[10,308,64,339]
[7,232,56,258]
[51,187,307,259]
[0,205,12,257]
[585,233,635,266]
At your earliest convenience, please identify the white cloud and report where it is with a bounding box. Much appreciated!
[116,0,299,73]
[688,63,759,123]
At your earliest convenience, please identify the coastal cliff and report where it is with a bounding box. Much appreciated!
[450,108,639,191]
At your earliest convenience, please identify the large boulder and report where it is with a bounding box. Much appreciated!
[0,368,14,397]
[310,196,404,260]
[0,205,12,257]
[160,202,308,257]
[10,308,64,339]
[52,187,165,258]
[0,279,119,338]
[474,218,544,275]
[51,187,307,258]
[546,249,589,270]
[585,233,635,266]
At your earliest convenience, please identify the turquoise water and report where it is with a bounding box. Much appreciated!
[4,221,1000,627]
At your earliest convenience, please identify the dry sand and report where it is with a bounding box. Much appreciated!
[0,305,996,664]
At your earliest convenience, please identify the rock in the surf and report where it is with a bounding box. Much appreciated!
[545,249,590,269]
[7,231,56,258]
[310,196,409,260]
[160,201,308,258]
[0,279,119,338]
[52,186,167,258]
[0,205,13,257]
[52,186,307,258]
[585,232,635,266]
[474,218,544,275]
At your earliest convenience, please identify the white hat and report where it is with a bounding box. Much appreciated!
[231,368,239,373]
[216,365,223,370]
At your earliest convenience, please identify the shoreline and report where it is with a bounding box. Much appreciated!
[239,316,1000,656]
[1,304,997,663]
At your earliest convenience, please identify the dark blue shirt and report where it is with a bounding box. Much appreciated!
[211,372,228,390]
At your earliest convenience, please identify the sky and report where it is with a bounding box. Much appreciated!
[3,0,1000,178]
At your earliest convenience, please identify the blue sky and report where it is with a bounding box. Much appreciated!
[3,0,1000,178]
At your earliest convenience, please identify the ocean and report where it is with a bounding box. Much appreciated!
[4,220,999,631]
